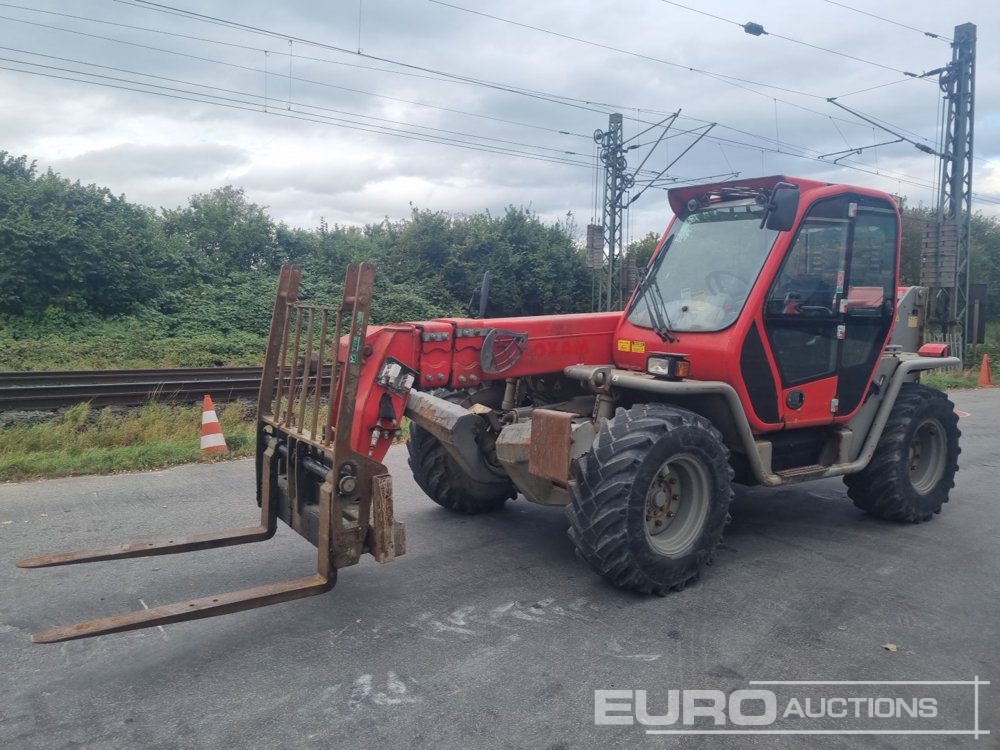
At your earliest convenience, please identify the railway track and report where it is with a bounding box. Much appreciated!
[0,367,316,410]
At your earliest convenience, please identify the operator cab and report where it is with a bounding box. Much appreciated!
[618,175,901,432]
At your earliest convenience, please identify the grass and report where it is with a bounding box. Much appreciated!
[0,398,404,482]
[0,331,268,370]
[921,328,999,390]
[922,370,981,390]
[0,400,257,482]
[0,310,270,371]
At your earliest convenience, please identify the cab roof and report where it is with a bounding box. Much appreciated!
[667,175,832,218]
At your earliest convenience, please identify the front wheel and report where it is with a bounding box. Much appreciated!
[567,404,734,594]
[407,389,516,514]
[844,383,960,522]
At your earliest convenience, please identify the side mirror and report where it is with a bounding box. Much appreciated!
[763,183,800,232]
[467,269,493,318]
[478,269,492,318]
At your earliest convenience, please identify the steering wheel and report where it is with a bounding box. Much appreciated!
[705,270,750,296]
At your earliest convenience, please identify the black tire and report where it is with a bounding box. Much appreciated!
[567,404,734,595]
[844,383,960,523]
[406,391,516,514]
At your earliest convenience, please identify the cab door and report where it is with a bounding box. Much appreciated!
[835,201,899,416]
[762,195,898,426]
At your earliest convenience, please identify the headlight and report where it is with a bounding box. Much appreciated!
[647,355,691,379]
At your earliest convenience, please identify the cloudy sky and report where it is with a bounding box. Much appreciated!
[1,0,998,242]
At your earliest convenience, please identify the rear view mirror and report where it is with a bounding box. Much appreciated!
[467,269,492,318]
[763,183,800,232]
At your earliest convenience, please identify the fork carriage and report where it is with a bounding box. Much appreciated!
[18,263,405,643]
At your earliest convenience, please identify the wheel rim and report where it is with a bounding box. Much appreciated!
[908,418,947,494]
[644,454,711,555]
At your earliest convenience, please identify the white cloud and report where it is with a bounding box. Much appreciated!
[0,0,996,235]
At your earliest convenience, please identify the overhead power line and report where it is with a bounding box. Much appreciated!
[0,58,598,170]
[826,99,936,151]
[110,0,919,139]
[833,77,920,99]
[0,0,973,207]
[0,0,886,173]
[0,2,263,53]
[9,53,994,207]
[426,0,938,153]
[106,0,637,118]
[0,49,708,186]
[94,0,916,153]
[1,47,598,158]
[428,0,827,100]
[657,0,930,78]
[0,11,595,141]
[820,0,952,42]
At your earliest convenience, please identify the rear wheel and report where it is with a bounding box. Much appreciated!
[567,404,734,594]
[407,390,516,514]
[844,383,960,522]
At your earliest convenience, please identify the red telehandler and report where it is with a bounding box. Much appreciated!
[19,175,961,643]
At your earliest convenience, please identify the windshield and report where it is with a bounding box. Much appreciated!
[627,201,780,332]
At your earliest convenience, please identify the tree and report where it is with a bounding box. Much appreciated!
[0,155,168,315]
[0,151,36,181]
[161,186,279,276]
[492,206,590,316]
[0,150,633,330]
[970,212,1000,322]
[628,231,661,270]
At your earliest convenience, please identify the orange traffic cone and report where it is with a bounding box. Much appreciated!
[201,394,229,453]
[978,354,995,388]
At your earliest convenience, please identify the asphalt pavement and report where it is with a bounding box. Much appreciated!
[1,388,997,750]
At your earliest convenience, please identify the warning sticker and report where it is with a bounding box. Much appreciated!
[617,339,647,354]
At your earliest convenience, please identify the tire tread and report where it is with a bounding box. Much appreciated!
[844,383,961,523]
[567,403,734,594]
